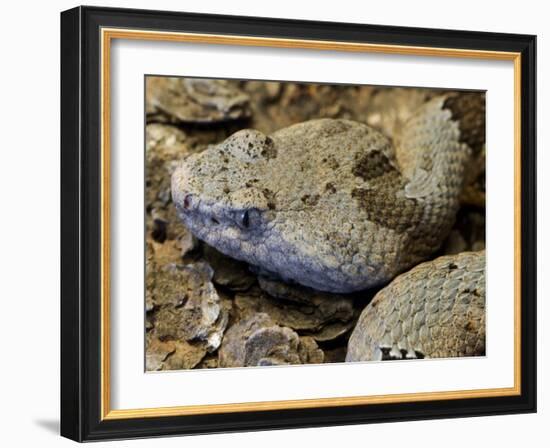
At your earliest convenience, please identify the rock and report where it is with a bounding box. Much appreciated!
[442,230,467,255]
[298,336,325,364]
[365,87,441,138]
[202,244,256,291]
[148,237,182,265]
[146,337,175,371]
[146,124,192,210]
[471,241,485,251]
[244,325,302,366]
[243,81,283,104]
[235,278,356,341]
[146,123,190,155]
[219,313,324,367]
[146,337,206,371]
[306,321,355,342]
[321,345,348,364]
[241,82,377,135]
[461,144,486,208]
[219,313,272,367]
[235,290,353,340]
[146,77,250,124]
[150,262,230,352]
[147,229,199,268]
[145,316,154,332]
[162,340,208,370]
[178,231,200,258]
[195,354,219,369]
[443,209,486,255]
[145,124,199,277]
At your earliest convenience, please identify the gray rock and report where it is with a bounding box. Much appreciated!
[146,77,250,124]
[236,277,356,341]
[244,325,302,366]
[219,313,324,367]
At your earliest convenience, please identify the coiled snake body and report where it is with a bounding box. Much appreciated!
[346,250,485,361]
[172,92,484,294]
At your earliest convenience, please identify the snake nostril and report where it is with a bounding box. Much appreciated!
[183,194,192,209]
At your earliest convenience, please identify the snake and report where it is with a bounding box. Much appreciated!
[346,250,485,361]
[171,91,485,294]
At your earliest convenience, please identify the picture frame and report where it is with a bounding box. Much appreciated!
[60,5,537,441]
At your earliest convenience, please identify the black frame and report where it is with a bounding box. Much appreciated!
[61,5,537,442]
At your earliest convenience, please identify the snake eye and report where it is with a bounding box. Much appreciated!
[236,209,262,230]
[239,210,250,228]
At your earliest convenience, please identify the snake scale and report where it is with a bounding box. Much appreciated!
[346,250,485,361]
[171,90,486,360]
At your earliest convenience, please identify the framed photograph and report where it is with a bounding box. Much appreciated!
[60,6,536,441]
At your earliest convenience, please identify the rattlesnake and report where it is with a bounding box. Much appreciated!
[172,92,485,293]
[346,250,485,361]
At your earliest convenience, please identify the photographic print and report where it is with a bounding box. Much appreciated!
[144,77,486,371]
[61,7,536,440]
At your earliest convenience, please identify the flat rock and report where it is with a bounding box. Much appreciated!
[236,278,356,341]
[219,313,324,367]
[146,77,250,124]
[149,261,230,352]
[146,336,207,371]
[146,124,192,209]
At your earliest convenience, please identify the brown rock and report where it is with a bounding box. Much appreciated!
[146,337,206,371]
[146,124,192,209]
[298,336,325,364]
[151,262,230,352]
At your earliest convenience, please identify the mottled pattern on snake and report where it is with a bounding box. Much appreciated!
[346,251,485,361]
[172,92,484,293]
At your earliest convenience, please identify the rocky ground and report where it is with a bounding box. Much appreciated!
[144,77,486,371]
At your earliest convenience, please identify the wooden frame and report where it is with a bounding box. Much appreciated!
[61,5,537,441]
